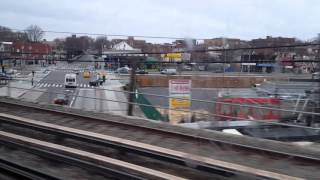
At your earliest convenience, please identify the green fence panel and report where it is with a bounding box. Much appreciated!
[134,89,166,121]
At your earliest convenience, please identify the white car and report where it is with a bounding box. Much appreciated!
[6,69,17,75]
[161,68,177,75]
[116,67,131,74]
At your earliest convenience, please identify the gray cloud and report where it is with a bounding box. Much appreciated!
[0,0,319,41]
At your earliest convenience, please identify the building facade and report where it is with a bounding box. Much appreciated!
[12,41,52,66]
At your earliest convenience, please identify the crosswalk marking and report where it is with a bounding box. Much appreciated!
[35,82,97,89]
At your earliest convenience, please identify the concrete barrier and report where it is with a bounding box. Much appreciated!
[136,75,287,88]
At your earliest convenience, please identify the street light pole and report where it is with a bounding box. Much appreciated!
[127,59,137,116]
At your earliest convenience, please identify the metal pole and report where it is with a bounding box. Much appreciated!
[127,59,137,116]
[7,78,10,97]
[0,54,4,73]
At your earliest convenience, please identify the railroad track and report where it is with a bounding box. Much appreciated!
[0,98,319,179]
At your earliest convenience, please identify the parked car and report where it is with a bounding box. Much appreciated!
[136,69,149,74]
[6,69,17,75]
[312,72,320,80]
[53,94,69,105]
[72,69,80,75]
[183,65,192,71]
[116,67,130,74]
[160,68,177,75]
[0,72,12,80]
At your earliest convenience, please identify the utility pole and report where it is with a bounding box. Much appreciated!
[0,54,3,73]
[127,58,138,116]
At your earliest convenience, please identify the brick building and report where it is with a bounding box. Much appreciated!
[12,41,52,65]
[250,36,296,55]
[204,38,241,48]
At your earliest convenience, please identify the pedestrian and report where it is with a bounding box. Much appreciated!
[102,74,106,83]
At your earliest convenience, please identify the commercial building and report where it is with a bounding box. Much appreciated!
[11,41,52,67]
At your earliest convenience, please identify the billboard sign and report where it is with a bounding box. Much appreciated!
[169,79,192,123]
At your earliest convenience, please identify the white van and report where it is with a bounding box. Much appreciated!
[64,73,77,88]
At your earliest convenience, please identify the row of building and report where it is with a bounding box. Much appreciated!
[1,35,319,73]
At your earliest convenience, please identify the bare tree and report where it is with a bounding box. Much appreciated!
[94,36,110,54]
[0,26,28,42]
[25,25,44,42]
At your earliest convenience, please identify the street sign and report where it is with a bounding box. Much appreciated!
[169,79,192,94]
[169,79,192,124]
[170,95,191,109]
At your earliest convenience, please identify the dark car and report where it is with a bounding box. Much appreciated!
[53,94,69,105]
[72,69,80,75]
[89,79,100,86]
[0,73,12,80]
[136,69,149,74]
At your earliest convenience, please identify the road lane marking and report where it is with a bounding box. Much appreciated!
[43,83,48,87]
[69,95,76,107]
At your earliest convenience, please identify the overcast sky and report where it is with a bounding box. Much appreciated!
[0,0,319,42]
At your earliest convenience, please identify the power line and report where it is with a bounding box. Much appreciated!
[2,28,320,53]
[1,43,320,56]
[1,56,319,63]
[4,28,196,40]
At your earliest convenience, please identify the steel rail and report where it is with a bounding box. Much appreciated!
[0,100,319,163]
[0,158,62,180]
[0,113,312,180]
[0,131,186,180]
[0,113,257,179]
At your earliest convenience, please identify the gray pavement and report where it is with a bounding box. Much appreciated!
[16,57,129,115]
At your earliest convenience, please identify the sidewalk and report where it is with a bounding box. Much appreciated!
[0,80,32,98]
[0,68,51,100]
[101,73,128,115]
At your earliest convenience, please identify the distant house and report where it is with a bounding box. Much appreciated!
[102,41,143,69]
[0,42,12,57]
[112,41,141,51]
[0,42,13,68]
